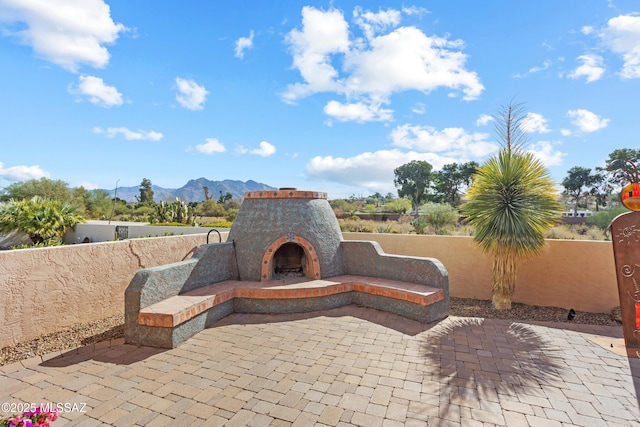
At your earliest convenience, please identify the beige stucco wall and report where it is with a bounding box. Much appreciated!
[0,234,210,348]
[343,233,619,314]
[0,232,619,348]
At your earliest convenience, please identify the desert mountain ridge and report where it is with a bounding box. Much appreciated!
[103,178,277,203]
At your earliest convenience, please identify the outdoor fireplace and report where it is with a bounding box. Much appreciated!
[227,188,343,282]
[125,187,450,349]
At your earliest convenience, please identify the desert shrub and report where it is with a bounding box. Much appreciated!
[411,217,428,234]
[226,209,239,222]
[545,224,606,240]
[420,202,459,234]
[377,224,393,233]
[588,207,627,230]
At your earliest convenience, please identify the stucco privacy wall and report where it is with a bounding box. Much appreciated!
[0,232,618,348]
[343,233,619,314]
[0,234,211,348]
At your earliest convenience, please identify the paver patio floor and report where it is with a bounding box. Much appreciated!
[1,305,639,426]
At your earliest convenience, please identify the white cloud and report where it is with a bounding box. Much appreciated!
[0,162,49,181]
[527,141,566,167]
[567,109,610,132]
[235,145,249,155]
[306,149,457,193]
[568,54,605,83]
[560,128,572,136]
[76,181,99,190]
[283,6,483,122]
[582,26,594,35]
[390,124,497,158]
[283,6,350,103]
[323,99,393,122]
[529,59,552,74]
[514,59,552,78]
[0,0,126,72]
[475,114,493,126]
[522,112,551,134]
[195,138,226,154]
[234,30,254,58]
[353,7,401,40]
[411,102,425,114]
[175,77,208,110]
[599,14,640,78]
[72,75,123,107]
[93,127,163,141]
[250,141,276,157]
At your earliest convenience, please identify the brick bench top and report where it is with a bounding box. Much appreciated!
[138,275,445,328]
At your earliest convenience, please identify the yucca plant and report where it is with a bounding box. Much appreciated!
[461,102,562,309]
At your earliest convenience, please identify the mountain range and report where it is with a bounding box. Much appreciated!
[105,178,276,203]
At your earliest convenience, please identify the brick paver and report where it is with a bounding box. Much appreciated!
[1,305,638,426]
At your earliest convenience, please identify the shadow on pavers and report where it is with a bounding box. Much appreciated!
[421,317,565,420]
[209,304,442,336]
[40,340,165,367]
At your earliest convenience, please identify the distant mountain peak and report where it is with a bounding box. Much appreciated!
[105,179,276,203]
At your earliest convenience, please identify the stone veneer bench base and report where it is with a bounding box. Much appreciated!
[134,275,447,348]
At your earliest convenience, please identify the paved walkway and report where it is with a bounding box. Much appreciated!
[1,305,638,426]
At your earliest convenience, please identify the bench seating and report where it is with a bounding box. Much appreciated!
[138,275,445,330]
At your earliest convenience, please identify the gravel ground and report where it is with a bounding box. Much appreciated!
[0,299,621,367]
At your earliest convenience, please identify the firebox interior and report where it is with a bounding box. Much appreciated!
[273,243,306,277]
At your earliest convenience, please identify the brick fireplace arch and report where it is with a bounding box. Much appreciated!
[261,234,321,282]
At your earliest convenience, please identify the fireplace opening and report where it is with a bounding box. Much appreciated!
[273,243,306,278]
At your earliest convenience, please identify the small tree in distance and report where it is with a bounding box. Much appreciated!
[393,160,433,217]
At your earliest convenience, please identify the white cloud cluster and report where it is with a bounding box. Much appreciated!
[175,77,208,110]
[0,161,49,181]
[476,114,493,126]
[568,54,605,83]
[93,127,163,141]
[235,30,254,59]
[306,149,458,193]
[390,124,497,158]
[306,123,499,193]
[567,109,610,132]
[0,0,126,72]
[195,138,226,154]
[71,75,123,107]
[527,141,566,167]
[323,100,393,122]
[284,6,483,122]
[599,14,640,78]
[522,112,551,134]
[250,141,276,157]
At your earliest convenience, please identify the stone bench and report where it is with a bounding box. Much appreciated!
[135,275,446,348]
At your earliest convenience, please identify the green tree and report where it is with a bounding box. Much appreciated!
[394,160,433,217]
[0,178,71,202]
[195,199,227,217]
[383,198,411,214]
[432,161,479,206]
[562,166,598,215]
[0,196,85,245]
[137,178,154,204]
[461,101,562,310]
[420,202,459,234]
[84,189,113,219]
[605,148,640,185]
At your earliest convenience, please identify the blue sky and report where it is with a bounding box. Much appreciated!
[0,1,639,199]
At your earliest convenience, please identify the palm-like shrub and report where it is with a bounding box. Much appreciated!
[462,102,562,309]
[0,196,85,245]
